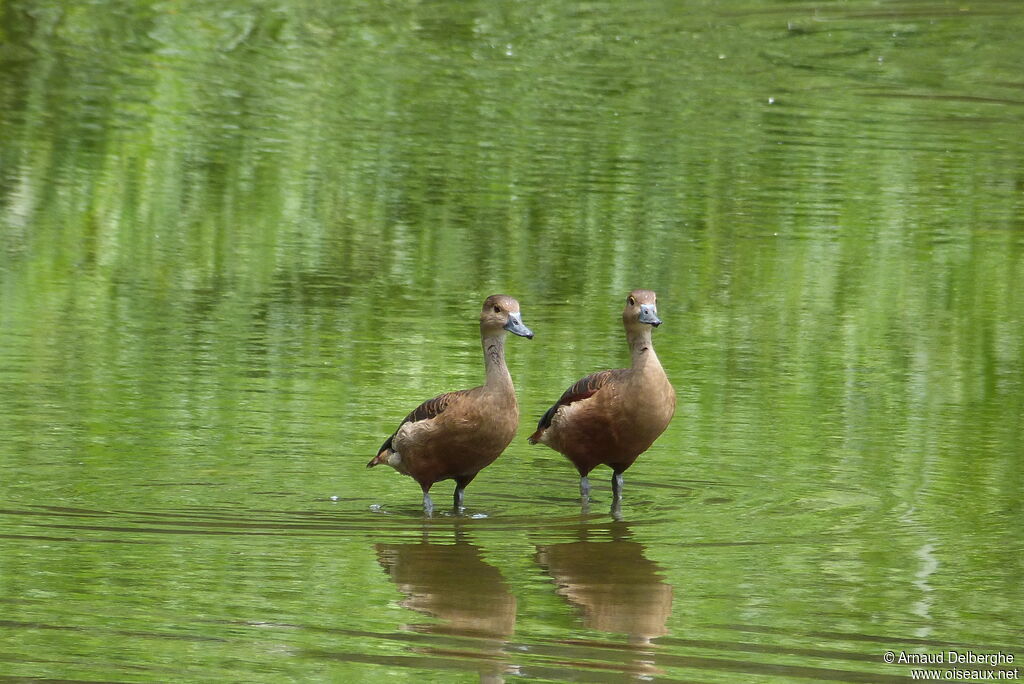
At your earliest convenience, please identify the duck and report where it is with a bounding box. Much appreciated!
[528,290,675,501]
[368,295,533,514]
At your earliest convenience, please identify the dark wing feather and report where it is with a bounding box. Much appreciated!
[528,370,624,443]
[374,390,464,458]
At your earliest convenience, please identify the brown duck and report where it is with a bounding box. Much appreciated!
[368,295,533,513]
[529,290,675,500]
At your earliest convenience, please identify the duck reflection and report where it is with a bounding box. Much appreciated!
[535,521,672,646]
[375,530,517,682]
[376,536,516,639]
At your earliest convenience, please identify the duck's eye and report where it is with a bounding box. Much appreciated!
[493,305,501,313]
[627,296,636,306]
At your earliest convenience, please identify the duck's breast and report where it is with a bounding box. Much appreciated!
[624,366,675,448]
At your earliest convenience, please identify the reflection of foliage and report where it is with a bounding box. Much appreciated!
[2,5,1021,419]
[4,3,1024,303]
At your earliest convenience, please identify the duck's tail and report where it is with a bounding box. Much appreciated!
[367,449,389,468]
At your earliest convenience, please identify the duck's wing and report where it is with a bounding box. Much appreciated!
[528,369,626,444]
[369,390,467,466]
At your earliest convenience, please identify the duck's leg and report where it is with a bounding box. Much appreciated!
[453,475,475,512]
[421,485,434,515]
[579,476,591,500]
[612,472,624,500]
[610,497,623,521]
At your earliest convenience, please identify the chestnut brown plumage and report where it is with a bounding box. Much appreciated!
[368,295,533,513]
[529,290,675,500]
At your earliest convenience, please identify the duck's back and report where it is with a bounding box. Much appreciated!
[538,364,674,474]
[396,386,519,482]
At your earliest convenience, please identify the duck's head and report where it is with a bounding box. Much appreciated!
[481,294,533,339]
[623,289,662,329]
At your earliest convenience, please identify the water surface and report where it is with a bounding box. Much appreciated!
[1,1,1022,681]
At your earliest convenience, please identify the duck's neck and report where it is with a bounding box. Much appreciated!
[482,332,513,391]
[627,327,661,371]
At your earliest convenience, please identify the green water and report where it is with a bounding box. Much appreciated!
[1,1,1022,682]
